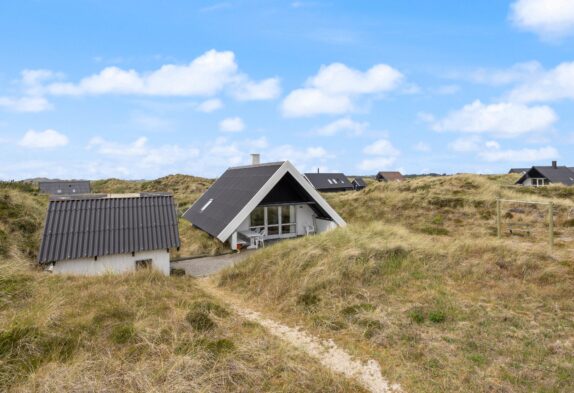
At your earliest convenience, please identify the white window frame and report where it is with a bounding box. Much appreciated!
[531,178,547,187]
[249,205,296,237]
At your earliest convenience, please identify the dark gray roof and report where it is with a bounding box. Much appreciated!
[508,168,529,174]
[38,193,180,263]
[304,173,353,191]
[39,180,91,195]
[516,166,574,186]
[184,163,284,238]
[352,177,366,187]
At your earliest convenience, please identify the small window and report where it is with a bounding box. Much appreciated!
[136,259,152,270]
[201,198,213,212]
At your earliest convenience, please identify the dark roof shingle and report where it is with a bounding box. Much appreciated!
[183,163,283,238]
[304,173,353,191]
[39,180,91,195]
[38,193,180,263]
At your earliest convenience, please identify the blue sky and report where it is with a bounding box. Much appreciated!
[1,0,574,180]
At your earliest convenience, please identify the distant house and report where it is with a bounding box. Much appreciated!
[376,171,404,182]
[39,180,91,195]
[508,168,529,174]
[38,193,180,275]
[516,161,574,187]
[183,159,346,250]
[352,177,366,190]
[304,172,354,192]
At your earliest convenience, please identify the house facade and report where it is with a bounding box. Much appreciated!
[183,160,346,250]
[516,161,574,187]
[38,193,180,275]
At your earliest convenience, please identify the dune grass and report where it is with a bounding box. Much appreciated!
[218,174,574,392]
[0,256,365,392]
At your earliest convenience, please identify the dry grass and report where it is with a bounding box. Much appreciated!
[0,256,364,392]
[218,174,574,392]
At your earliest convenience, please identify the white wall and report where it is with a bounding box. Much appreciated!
[52,249,170,276]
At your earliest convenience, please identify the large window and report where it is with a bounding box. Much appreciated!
[531,178,548,187]
[250,205,296,236]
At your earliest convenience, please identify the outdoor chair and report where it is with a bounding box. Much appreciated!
[256,228,267,248]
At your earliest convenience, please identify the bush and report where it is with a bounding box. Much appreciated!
[409,308,425,324]
[297,291,320,307]
[340,303,375,318]
[190,300,230,318]
[428,310,447,323]
[186,311,216,331]
[110,323,136,344]
[0,229,8,256]
[420,226,450,236]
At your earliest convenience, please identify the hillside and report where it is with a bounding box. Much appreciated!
[0,256,365,392]
[217,174,574,392]
[1,175,226,263]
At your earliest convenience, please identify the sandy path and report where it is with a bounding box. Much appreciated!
[197,279,402,393]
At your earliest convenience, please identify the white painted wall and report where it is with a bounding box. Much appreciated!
[52,249,170,276]
[316,218,337,233]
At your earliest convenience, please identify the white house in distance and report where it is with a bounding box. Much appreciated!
[37,193,180,275]
[183,155,346,250]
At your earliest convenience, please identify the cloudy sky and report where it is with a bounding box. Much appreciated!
[1,0,574,180]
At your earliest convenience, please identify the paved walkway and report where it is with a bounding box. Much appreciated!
[171,251,253,277]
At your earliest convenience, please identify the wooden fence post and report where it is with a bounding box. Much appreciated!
[496,198,501,239]
[549,202,554,250]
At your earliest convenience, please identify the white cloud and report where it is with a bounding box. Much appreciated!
[132,113,172,130]
[219,117,245,132]
[432,100,557,137]
[0,96,52,112]
[281,89,353,117]
[230,77,281,101]
[469,61,542,86]
[19,129,69,149]
[196,98,223,113]
[479,146,559,162]
[510,0,574,39]
[37,50,279,100]
[507,61,574,103]
[358,139,400,171]
[448,135,483,152]
[87,136,200,167]
[363,139,400,156]
[413,142,431,152]
[281,62,403,117]
[315,117,368,136]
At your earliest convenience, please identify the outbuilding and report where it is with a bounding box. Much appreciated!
[183,159,346,250]
[352,177,366,190]
[38,193,180,275]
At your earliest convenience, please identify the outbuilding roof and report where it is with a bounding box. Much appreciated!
[508,168,529,174]
[376,171,404,181]
[38,193,180,264]
[516,166,574,186]
[39,180,91,195]
[303,173,353,191]
[352,177,366,187]
[183,161,346,241]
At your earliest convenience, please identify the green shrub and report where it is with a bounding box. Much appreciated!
[186,311,216,331]
[190,300,230,318]
[420,226,450,236]
[0,229,8,256]
[110,323,136,344]
[409,308,425,324]
[205,338,235,355]
[297,290,320,307]
[340,303,375,318]
[428,310,447,323]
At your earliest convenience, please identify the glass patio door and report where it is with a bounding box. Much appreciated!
[250,205,296,236]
